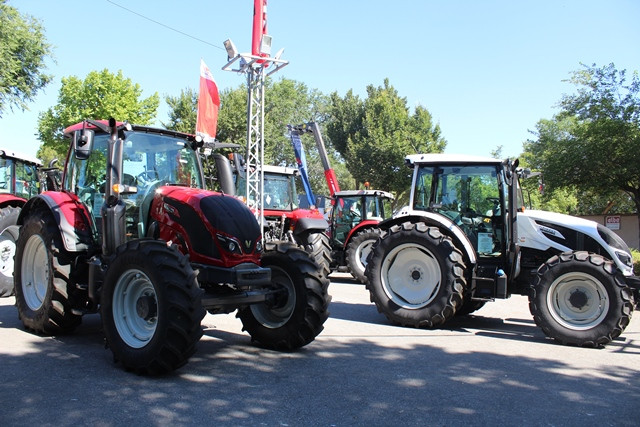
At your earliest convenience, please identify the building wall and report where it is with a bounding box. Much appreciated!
[580,214,639,250]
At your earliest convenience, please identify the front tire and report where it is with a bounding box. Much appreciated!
[14,208,81,334]
[0,206,21,297]
[101,240,205,375]
[295,230,332,277]
[529,251,634,347]
[346,227,383,283]
[365,222,466,327]
[237,243,331,350]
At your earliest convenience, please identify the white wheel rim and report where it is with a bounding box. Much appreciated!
[381,243,442,309]
[21,234,50,311]
[112,269,158,348]
[0,226,18,278]
[355,238,376,273]
[250,265,295,328]
[547,272,609,330]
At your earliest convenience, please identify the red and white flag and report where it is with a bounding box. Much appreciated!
[196,59,220,141]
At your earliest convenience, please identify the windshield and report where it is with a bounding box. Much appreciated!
[0,158,40,198]
[413,164,505,256]
[64,129,204,240]
[236,172,298,211]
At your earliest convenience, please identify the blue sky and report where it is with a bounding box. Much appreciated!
[1,0,638,160]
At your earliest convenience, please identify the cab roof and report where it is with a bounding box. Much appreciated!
[335,189,394,200]
[405,153,503,167]
[0,149,42,166]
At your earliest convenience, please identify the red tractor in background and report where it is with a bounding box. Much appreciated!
[13,119,330,374]
[0,150,58,296]
[289,122,395,283]
[329,189,394,283]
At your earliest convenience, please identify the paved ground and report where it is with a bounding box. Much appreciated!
[1,272,639,426]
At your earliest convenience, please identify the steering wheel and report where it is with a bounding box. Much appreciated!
[136,170,158,187]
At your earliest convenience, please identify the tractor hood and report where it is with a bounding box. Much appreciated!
[518,209,633,275]
[152,186,262,264]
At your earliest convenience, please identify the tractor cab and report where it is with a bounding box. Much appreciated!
[330,190,394,247]
[411,160,509,258]
[63,122,204,241]
[0,150,41,199]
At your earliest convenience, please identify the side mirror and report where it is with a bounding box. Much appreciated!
[73,129,94,160]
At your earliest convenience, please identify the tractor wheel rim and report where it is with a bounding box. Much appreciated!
[112,269,158,348]
[547,272,609,330]
[381,243,441,309]
[0,229,17,277]
[21,234,50,311]
[355,238,376,272]
[250,265,295,328]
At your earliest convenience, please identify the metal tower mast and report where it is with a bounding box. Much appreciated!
[222,1,287,230]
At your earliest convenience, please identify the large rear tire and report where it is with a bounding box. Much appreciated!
[346,227,383,283]
[365,221,466,327]
[237,243,331,350]
[0,206,21,297]
[529,251,635,347]
[14,208,82,334]
[101,240,205,375]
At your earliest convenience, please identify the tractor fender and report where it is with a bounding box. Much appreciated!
[344,219,380,248]
[292,217,329,236]
[378,212,477,265]
[18,192,94,252]
[0,194,27,209]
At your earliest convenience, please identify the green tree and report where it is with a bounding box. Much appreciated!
[327,78,446,197]
[163,87,197,133]
[524,63,640,241]
[0,0,53,117]
[37,69,159,161]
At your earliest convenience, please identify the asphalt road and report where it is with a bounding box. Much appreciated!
[1,272,639,426]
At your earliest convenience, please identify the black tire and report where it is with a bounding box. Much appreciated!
[101,240,205,375]
[237,243,331,350]
[0,206,21,297]
[456,294,486,316]
[529,251,635,347]
[346,227,383,284]
[295,230,332,277]
[14,208,82,334]
[365,221,466,327]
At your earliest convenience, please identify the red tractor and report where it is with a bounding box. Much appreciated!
[328,189,394,283]
[289,122,395,283]
[14,119,330,374]
[0,150,49,297]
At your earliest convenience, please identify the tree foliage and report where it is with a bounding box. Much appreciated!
[37,69,160,162]
[163,87,197,134]
[523,63,640,240]
[0,0,53,117]
[326,79,446,197]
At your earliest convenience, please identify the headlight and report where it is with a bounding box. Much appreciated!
[216,234,243,255]
[616,250,633,268]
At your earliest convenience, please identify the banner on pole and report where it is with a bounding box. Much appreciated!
[196,59,220,141]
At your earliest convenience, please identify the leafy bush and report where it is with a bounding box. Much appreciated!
[632,249,640,276]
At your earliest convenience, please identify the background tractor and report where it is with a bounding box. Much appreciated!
[0,150,58,296]
[366,153,639,347]
[328,189,394,283]
[289,122,394,283]
[13,119,330,374]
